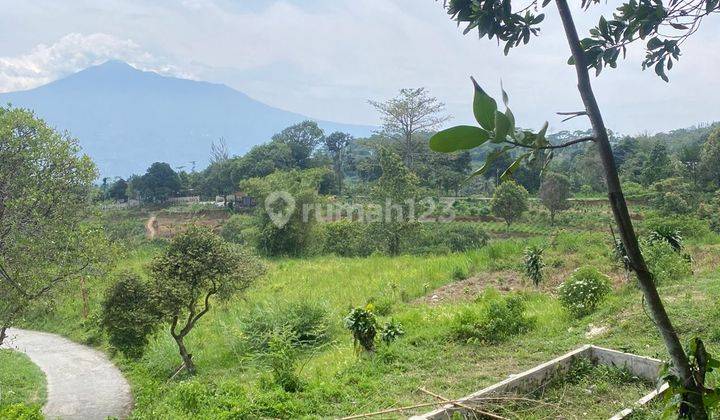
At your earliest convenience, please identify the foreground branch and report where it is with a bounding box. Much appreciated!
[504,135,594,150]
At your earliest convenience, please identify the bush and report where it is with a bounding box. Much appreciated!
[558,266,612,318]
[644,214,711,239]
[221,214,254,245]
[241,301,330,350]
[406,223,488,254]
[379,320,405,345]
[321,220,380,257]
[344,305,378,352]
[101,272,159,359]
[642,240,692,285]
[451,293,535,344]
[0,404,43,420]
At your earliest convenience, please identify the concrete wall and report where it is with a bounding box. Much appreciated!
[412,345,665,420]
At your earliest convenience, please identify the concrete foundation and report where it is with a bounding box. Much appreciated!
[412,345,667,420]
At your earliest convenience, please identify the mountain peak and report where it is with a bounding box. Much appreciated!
[0,62,374,177]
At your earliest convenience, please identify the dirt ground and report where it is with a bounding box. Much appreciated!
[145,209,230,239]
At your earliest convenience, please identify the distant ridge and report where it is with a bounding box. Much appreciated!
[0,60,374,176]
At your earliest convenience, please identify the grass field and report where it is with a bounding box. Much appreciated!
[0,350,46,410]
[20,204,720,419]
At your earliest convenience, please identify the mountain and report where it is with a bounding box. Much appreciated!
[0,61,374,177]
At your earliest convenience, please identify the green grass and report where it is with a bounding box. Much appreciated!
[17,204,720,419]
[0,350,46,409]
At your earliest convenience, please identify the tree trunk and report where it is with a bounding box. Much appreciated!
[174,334,196,375]
[0,326,7,346]
[554,0,706,416]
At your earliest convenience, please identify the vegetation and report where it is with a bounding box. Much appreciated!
[490,181,529,226]
[4,15,720,419]
[0,106,102,346]
[539,173,572,224]
[558,266,612,318]
[0,350,46,419]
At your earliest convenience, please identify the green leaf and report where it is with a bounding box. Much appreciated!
[429,125,491,153]
[501,153,531,181]
[494,111,512,143]
[467,146,512,180]
[654,60,669,82]
[471,77,497,130]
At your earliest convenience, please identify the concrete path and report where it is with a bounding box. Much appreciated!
[1,328,132,420]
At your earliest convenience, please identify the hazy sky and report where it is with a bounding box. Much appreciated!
[0,0,717,135]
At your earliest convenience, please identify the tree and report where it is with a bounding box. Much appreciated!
[539,173,572,224]
[210,137,230,164]
[271,121,324,169]
[0,106,103,345]
[148,226,264,374]
[136,162,181,202]
[107,178,129,201]
[323,132,353,195]
[640,142,674,186]
[369,88,451,168]
[490,181,529,227]
[242,168,329,256]
[699,128,720,191]
[372,148,420,255]
[433,0,719,414]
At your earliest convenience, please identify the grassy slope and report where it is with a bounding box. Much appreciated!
[0,349,47,409]
[22,206,720,419]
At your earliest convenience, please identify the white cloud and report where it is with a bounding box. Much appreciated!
[0,33,193,92]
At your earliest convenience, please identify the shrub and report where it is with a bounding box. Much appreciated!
[436,223,488,252]
[451,293,535,344]
[379,320,405,345]
[558,266,612,318]
[321,220,380,257]
[344,305,378,352]
[221,214,254,244]
[523,246,545,287]
[407,223,488,254]
[242,301,330,350]
[0,404,43,420]
[642,240,692,285]
[644,214,710,239]
[101,271,159,359]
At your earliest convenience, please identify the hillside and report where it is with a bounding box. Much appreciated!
[0,61,374,177]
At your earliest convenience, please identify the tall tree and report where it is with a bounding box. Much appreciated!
[699,128,720,191]
[271,121,324,169]
[0,107,103,345]
[369,88,451,168]
[641,142,674,186]
[323,132,353,195]
[137,162,182,202]
[210,137,230,164]
[372,148,420,255]
[433,0,719,415]
[107,178,129,201]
